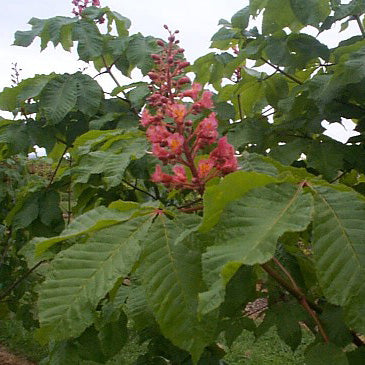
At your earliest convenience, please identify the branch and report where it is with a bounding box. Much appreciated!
[0,261,44,301]
[260,57,303,85]
[262,260,329,343]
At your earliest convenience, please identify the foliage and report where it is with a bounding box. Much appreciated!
[1,1,365,364]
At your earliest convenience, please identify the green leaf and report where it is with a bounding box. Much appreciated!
[290,0,331,27]
[256,301,307,350]
[126,83,150,110]
[37,215,152,341]
[347,347,365,365]
[0,87,21,111]
[73,20,103,61]
[312,186,365,333]
[319,305,352,347]
[140,215,214,363]
[34,205,141,254]
[262,0,303,34]
[107,11,131,36]
[125,284,156,331]
[13,18,47,47]
[219,265,256,318]
[305,343,349,365]
[39,74,78,124]
[46,16,77,48]
[200,171,278,232]
[231,7,250,29]
[98,313,128,358]
[307,141,345,180]
[72,131,148,189]
[199,183,313,315]
[74,72,103,117]
[0,74,52,111]
[127,34,159,75]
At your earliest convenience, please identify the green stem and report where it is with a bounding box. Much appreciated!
[47,145,68,188]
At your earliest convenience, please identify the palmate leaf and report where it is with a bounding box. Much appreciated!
[199,183,313,315]
[126,34,159,75]
[139,215,215,363]
[39,74,78,124]
[200,171,278,232]
[37,215,152,341]
[74,73,103,117]
[72,130,148,189]
[312,186,365,333]
[0,74,52,111]
[73,20,103,61]
[34,204,141,255]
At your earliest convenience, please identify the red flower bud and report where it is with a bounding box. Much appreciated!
[178,61,190,69]
[157,39,165,47]
[148,72,159,80]
[178,76,190,85]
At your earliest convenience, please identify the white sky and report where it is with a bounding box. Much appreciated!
[0,0,360,143]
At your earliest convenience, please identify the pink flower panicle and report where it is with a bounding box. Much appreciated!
[142,27,237,193]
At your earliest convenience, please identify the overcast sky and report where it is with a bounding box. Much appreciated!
[0,0,359,142]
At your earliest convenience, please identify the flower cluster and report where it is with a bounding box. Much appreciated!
[71,0,103,21]
[142,27,237,194]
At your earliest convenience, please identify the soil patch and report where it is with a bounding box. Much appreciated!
[0,345,35,365]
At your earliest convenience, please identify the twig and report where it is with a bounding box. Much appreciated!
[355,14,365,38]
[329,170,348,184]
[102,55,121,87]
[93,70,109,79]
[260,57,303,85]
[179,205,203,213]
[177,198,203,209]
[0,261,45,301]
[122,179,157,200]
[47,145,68,188]
[237,94,244,122]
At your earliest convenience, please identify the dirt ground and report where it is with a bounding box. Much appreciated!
[0,345,35,365]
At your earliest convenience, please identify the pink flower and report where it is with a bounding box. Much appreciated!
[193,91,213,112]
[198,159,214,179]
[182,83,202,100]
[209,136,237,174]
[195,113,219,146]
[168,103,186,124]
[172,165,187,184]
[151,165,173,185]
[140,109,155,127]
[152,144,170,160]
[92,0,100,5]
[199,91,213,109]
[146,125,170,144]
[167,133,184,155]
